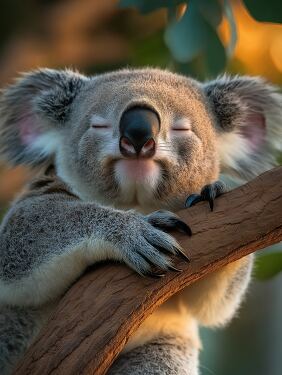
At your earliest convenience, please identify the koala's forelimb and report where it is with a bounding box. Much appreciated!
[0,174,189,307]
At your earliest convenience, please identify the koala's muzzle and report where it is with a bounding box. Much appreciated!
[119,107,160,158]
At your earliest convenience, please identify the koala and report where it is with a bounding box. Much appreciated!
[0,68,281,375]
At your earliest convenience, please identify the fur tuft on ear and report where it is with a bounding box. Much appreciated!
[0,68,86,166]
[203,75,282,180]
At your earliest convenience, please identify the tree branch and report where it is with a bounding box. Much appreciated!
[14,167,282,375]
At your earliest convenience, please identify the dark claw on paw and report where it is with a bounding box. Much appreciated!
[174,219,192,236]
[175,247,190,263]
[201,185,216,211]
[185,194,203,208]
[185,180,227,211]
[209,199,214,211]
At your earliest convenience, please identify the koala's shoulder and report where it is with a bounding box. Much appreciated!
[18,165,79,202]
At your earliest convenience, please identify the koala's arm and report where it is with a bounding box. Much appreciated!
[178,255,253,327]
[0,173,183,307]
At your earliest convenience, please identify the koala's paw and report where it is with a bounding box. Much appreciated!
[185,180,227,211]
[114,210,190,278]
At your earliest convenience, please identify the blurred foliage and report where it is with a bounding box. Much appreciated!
[255,252,282,280]
[120,0,282,81]
[244,0,282,23]
[120,0,237,77]
[130,31,171,67]
[164,1,228,76]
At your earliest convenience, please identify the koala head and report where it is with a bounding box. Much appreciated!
[0,68,281,210]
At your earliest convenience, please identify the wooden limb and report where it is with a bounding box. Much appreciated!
[14,167,282,375]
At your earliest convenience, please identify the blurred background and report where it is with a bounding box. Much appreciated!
[0,0,281,374]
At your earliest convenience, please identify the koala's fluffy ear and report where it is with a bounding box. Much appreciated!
[0,68,87,166]
[203,76,282,180]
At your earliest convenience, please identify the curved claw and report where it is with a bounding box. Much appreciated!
[185,194,203,208]
[174,246,190,263]
[201,185,215,211]
[173,219,192,236]
[209,198,214,211]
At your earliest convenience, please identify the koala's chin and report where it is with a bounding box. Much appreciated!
[114,159,161,208]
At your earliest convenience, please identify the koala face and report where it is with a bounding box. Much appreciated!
[0,68,281,211]
[55,70,219,210]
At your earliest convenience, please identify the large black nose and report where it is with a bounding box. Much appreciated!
[119,106,160,158]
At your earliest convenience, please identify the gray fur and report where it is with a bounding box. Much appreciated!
[108,335,198,375]
[0,306,48,375]
[0,67,280,374]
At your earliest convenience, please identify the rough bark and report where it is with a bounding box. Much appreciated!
[14,167,282,375]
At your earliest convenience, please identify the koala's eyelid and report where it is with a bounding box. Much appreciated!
[172,118,192,131]
[91,124,111,129]
[90,114,111,128]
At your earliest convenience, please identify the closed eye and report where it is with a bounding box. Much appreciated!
[172,127,191,131]
[171,119,192,132]
[91,124,111,129]
[90,115,111,130]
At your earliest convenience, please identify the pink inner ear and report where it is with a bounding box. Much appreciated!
[19,114,41,146]
[240,113,266,152]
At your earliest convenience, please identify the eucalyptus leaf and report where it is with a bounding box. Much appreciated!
[165,1,207,62]
[244,0,282,24]
[254,252,282,280]
[165,0,226,75]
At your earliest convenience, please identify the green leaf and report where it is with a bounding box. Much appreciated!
[244,0,282,24]
[119,0,185,14]
[165,1,206,62]
[165,0,226,75]
[254,252,282,280]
